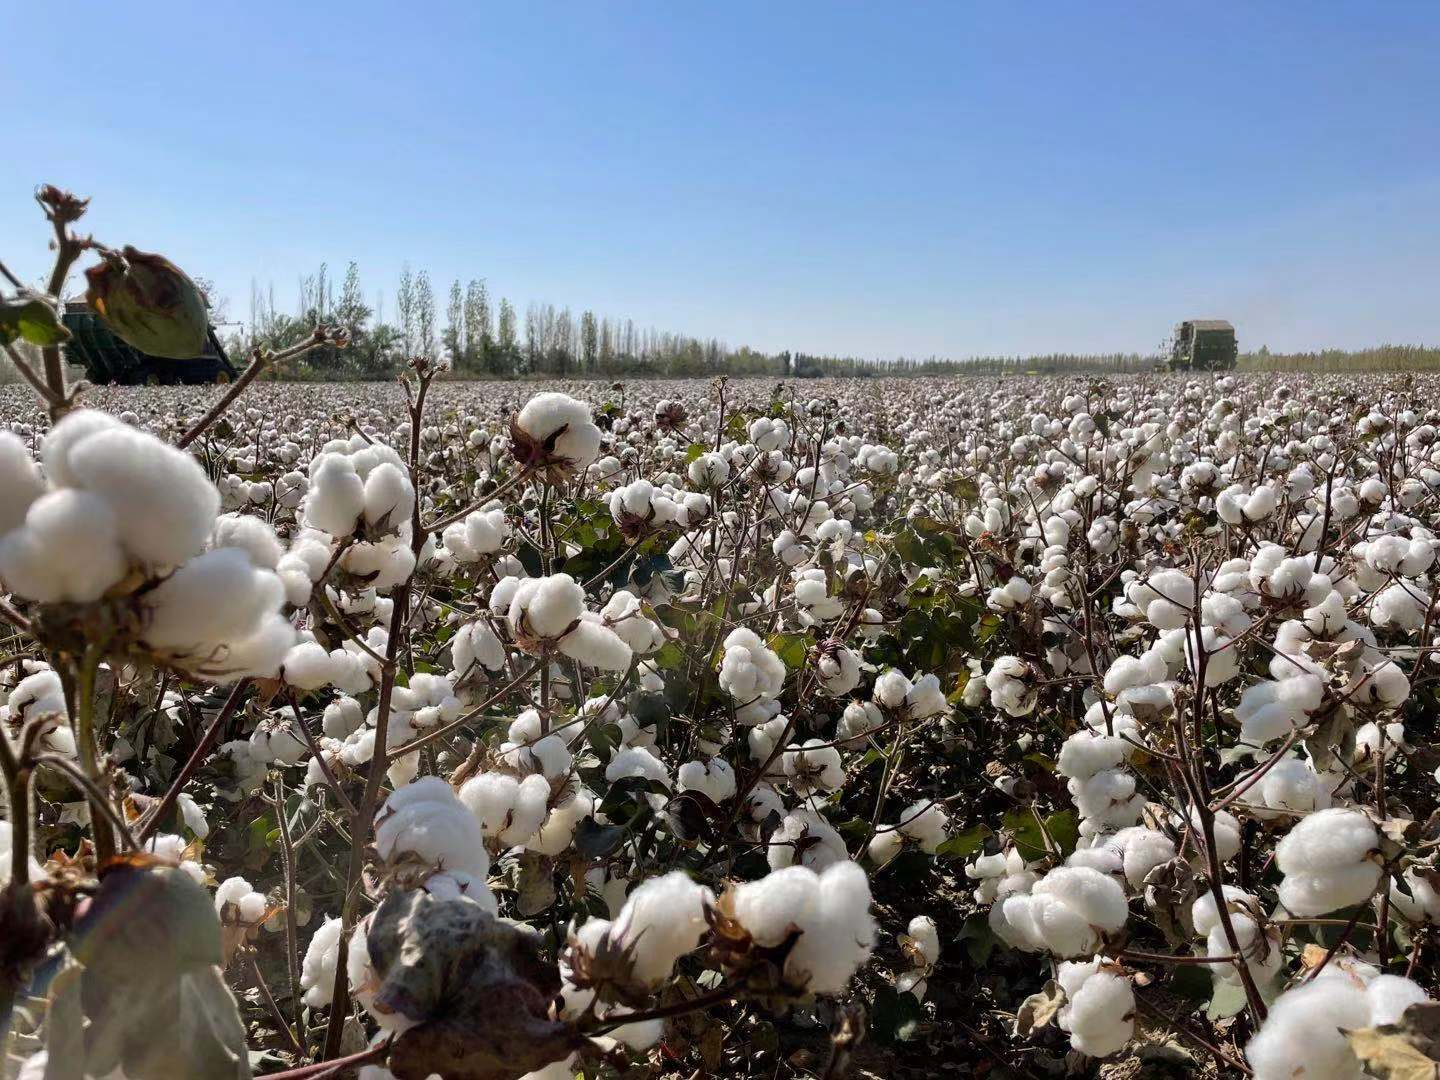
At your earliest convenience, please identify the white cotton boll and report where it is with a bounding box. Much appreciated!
[677,757,738,803]
[768,808,847,870]
[601,591,664,655]
[527,790,595,856]
[1366,974,1429,1026]
[905,673,948,718]
[511,574,585,638]
[1057,731,1130,781]
[867,830,904,865]
[0,489,127,603]
[515,392,602,472]
[898,799,948,853]
[836,700,883,741]
[783,739,844,794]
[452,620,507,676]
[300,916,344,1007]
[815,642,861,697]
[730,865,821,946]
[0,431,45,536]
[614,871,714,985]
[688,452,730,486]
[213,513,284,569]
[1390,866,1440,924]
[873,669,912,708]
[215,876,268,923]
[282,640,337,690]
[303,453,366,537]
[142,548,286,649]
[250,715,308,765]
[1371,583,1427,632]
[1057,958,1135,1058]
[1190,886,1257,939]
[718,627,786,701]
[786,861,876,995]
[1109,827,1177,890]
[1103,651,1167,696]
[504,774,552,847]
[61,420,219,566]
[904,916,940,967]
[40,409,121,486]
[1245,977,1373,1080]
[605,745,672,789]
[323,696,366,738]
[1255,758,1331,818]
[376,777,490,879]
[1008,866,1129,957]
[342,537,416,589]
[558,617,633,671]
[362,462,414,533]
[1275,807,1381,915]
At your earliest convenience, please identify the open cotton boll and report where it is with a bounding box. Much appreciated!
[1390,866,1440,923]
[903,916,941,967]
[303,453,366,537]
[1057,957,1135,1058]
[677,757,738,803]
[513,392,602,475]
[815,642,861,697]
[1275,807,1382,915]
[323,696,366,738]
[601,591,665,655]
[610,871,714,985]
[559,615,633,671]
[0,489,127,603]
[250,714,308,765]
[142,547,288,651]
[767,808,847,870]
[1001,866,1129,957]
[214,875,268,923]
[893,799,948,853]
[58,417,220,566]
[0,430,45,536]
[782,739,844,794]
[527,790,596,856]
[375,776,490,880]
[300,916,344,1007]
[451,620,507,678]
[282,640,340,690]
[1245,977,1376,1080]
[1102,826,1177,890]
[361,462,414,534]
[212,513,283,569]
[1057,730,1131,781]
[718,628,787,702]
[784,861,876,995]
[458,771,552,847]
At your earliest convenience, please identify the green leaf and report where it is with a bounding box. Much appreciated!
[870,983,925,1043]
[1206,981,1249,1020]
[766,632,809,671]
[573,818,626,859]
[0,294,70,347]
[936,824,991,860]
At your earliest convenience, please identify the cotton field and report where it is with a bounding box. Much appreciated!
[2,369,1440,1080]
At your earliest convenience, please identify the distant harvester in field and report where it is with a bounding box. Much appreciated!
[61,301,238,385]
[1167,319,1238,372]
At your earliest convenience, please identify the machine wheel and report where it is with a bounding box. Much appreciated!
[214,370,232,385]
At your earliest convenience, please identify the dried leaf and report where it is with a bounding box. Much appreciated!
[1346,1001,1440,1079]
[1015,979,1066,1036]
[367,888,580,1080]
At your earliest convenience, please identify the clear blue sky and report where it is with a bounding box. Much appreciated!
[5,2,1438,359]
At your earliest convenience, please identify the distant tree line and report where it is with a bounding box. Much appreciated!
[220,264,1439,380]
